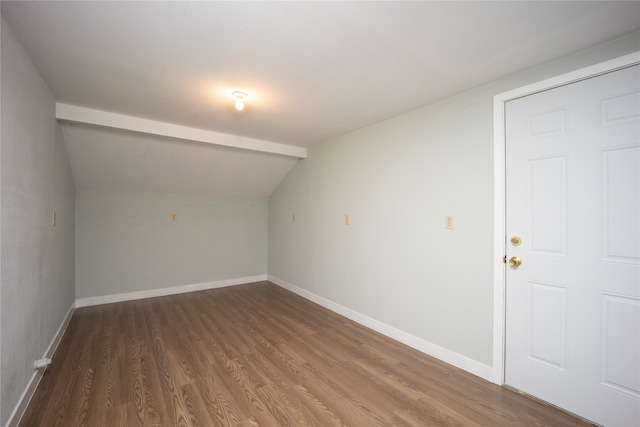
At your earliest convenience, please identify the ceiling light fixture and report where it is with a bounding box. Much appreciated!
[232,91,247,111]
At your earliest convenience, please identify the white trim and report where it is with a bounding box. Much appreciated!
[268,275,493,382]
[7,275,267,426]
[55,103,307,159]
[7,273,496,426]
[75,275,268,308]
[492,51,640,386]
[5,303,76,427]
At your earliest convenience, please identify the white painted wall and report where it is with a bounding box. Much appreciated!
[75,190,268,299]
[0,19,76,425]
[268,32,640,369]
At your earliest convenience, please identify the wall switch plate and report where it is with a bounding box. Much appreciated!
[170,213,178,222]
[445,215,454,229]
[292,213,296,223]
[52,211,56,227]
[344,214,350,225]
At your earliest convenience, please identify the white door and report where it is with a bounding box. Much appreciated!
[505,64,640,426]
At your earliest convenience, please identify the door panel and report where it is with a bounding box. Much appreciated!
[602,147,640,262]
[529,155,568,255]
[527,281,568,371]
[601,294,640,398]
[505,64,640,427]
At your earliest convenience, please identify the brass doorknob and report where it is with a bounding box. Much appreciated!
[509,256,522,267]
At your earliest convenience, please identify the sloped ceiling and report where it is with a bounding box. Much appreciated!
[2,1,639,196]
[61,123,299,197]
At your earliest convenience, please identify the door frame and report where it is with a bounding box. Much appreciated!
[491,51,640,385]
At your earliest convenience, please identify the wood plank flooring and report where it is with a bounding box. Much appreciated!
[19,281,593,426]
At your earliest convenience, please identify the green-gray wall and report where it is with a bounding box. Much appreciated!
[75,190,268,299]
[268,32,640,368]
[1,19,76,425]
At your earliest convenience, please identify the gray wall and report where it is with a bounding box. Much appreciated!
[76,190,268,299]
[268,32,640,368]
[1,19,76,425]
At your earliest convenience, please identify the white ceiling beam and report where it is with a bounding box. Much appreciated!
[56,103,307,159]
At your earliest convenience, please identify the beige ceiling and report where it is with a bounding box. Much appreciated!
[2,1,639,196]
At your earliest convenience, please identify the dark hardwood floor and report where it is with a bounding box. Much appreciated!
[19,281,592,426]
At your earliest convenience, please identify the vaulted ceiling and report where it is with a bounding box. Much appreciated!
[2,1,639,196]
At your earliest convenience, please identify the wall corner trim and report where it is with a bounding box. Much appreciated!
[267,275,494,382]
[5,303,76,427]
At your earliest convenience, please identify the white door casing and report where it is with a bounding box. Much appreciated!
[493,52,640,426]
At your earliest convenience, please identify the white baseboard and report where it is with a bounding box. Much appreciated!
[267,275,494,382]
[75,274,268,308]
[8,275,268,426]
[5,303,75,427]
[7,274,492,427]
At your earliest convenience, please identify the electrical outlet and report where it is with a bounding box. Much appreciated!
[170,213,178,222]
[292,213,296,223]
[344,214,351,225]
[445,215,454,230]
